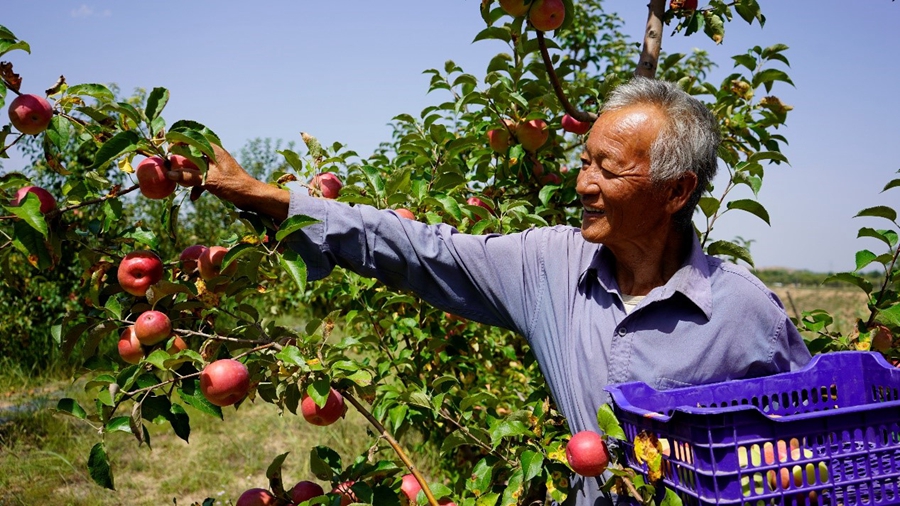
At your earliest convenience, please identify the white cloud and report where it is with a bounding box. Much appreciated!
[71,5,111,18]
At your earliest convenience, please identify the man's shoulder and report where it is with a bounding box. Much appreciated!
[705,255,784,310]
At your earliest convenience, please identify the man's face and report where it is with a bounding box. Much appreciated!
[576,104,672,249]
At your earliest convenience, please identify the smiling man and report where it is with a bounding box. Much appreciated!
[169,77,811,505]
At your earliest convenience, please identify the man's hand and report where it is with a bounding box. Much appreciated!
[166,144,290,222]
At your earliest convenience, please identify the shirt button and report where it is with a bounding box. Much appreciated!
[617,327,627,336]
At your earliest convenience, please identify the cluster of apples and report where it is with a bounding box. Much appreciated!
[135,154,198,200]
[236,474,456,506]
[499,0,566,32]
[487,118,549,154]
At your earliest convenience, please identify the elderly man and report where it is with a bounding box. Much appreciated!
[169,78,811,504]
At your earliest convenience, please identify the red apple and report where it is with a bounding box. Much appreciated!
[291,480,325,503]
[301,387,345,426]
[561,114,592,135]
[168,154,199,187]
[136,156,176,200]
[487,127,510,153]
[12,186,57,214]
[566,431,610,477]
[438,500,457,506]
[332,481,357,506]
[8,94,53,135]
[499,0,531,17]
[529,0,566,32]
[309,172,343,199]
[134,310,172,346]
[117,250,164,297]
[179,244,207,274]
[198,245,237,281]
[117,326,144,365]
[199,359,251,407]
[540,172,562,186]
[236,488,276,506]
[394,208,416,220]
[166,335,188,355]
[670,0,698,10]
[516,119,549,152]
[466,197,494,222]
[400,474,421,504]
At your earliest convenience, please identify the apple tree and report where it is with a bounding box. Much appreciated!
[0,1,866,505]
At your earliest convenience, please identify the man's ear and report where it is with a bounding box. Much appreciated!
[665,171,698,215]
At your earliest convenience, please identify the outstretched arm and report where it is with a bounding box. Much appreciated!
[166,144,290,221]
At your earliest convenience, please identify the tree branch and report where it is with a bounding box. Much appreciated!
[535,31,597,124]
[342,390,441,506]
[635,0,668,78]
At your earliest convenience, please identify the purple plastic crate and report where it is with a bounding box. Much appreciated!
[604,352,900,505]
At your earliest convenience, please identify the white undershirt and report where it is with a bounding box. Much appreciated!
[621,293,646,314]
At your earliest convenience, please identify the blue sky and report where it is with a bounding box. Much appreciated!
[3,1,899,272]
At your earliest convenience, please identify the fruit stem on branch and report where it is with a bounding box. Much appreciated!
[635,0,667,78]
[341,390,441,506]
[535,31,598,124]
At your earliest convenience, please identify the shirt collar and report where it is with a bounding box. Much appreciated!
[577,232,713,320]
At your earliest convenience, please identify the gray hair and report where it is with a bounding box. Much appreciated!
[601,77,720,228]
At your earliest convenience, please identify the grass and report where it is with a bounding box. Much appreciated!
[0,368,375,506]
[770,285,870,336]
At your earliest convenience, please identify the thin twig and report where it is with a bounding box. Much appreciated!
[535,31,597,124]
[341,390,441,506]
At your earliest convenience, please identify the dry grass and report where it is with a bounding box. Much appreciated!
[0,378,375,506]
[771,285,870,336]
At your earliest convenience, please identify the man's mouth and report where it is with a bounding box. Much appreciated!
[582,204,605,216]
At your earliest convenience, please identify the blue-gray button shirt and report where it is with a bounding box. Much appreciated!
[285,193,812,505]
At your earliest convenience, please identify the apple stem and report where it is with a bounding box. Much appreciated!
[635,0,667,79]
[535,31,597,124]
[341,389,441,506]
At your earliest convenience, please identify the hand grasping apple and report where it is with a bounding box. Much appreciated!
[165,143,291,221]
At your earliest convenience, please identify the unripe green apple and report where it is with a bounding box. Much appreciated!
[236,488,276,506]
[561,114,593,135]
[134,310,172,346]
[136,156,176,200]
[529,0,565,32]
[117,326,144,364]
[516,119,549,152]
[199,359,250,407]
[301,387,345,426]
[566,430,610,476]
[12,186,57,214]
[8,94,53,135]
[117,250,164,297]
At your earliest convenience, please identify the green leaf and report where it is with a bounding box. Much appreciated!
[823,272,873,294]
[698,196,720,218]
[882,178,900,193]
[431,194,463,221]
[308,379,332,408]
[92,130,141,169]
[747,151,789,165]
[4,192,48,236]
[67,83,115,104]
[266,451,290,495]
[707,240,754,267]
[144,87,169,122]
[489,420,531,449]
[56,398,87,419]
[876,304,900,327]
[169,403,191,442]
[500,467,524,506]
[702,12,725,44]
[309,445,342,481]
[275,214,319,241]
[726,199,770,225]
[279,248,307,293]
[466,458,494,496]
[105,416,133,434]
[752,69,794,93]
[275,345,307,368]
[596,404,626,441]
[12,219,52,269]
[88,442,115,490]
[660,486,684,506]
[166,129,215,160]
[855,206,897,223]
[177,378,223,419]
[222,243,257,271]
[732,54,757,72]
[734,0,763,26]
[473,26,511,43]
[855,249,878,271]
[46,115,70,152]
[520,450,544,482]
[360,165,386,197]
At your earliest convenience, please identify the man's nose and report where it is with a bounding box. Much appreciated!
[576,171,600,195]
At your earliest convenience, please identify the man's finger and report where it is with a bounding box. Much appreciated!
[167,168,203,187]
[190,186,205,202]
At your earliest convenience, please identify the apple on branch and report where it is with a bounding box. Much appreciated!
[117,250,164,297]
[198,245,237,281]
[11,186,57,214]
[499,0,531,17]
[400,473,422,505]
[332,481,358,506]
[8,94,53,135]
[516,119,549,152]
[561,114,593,135]
[309,172,343,199]
[136,156,177,200]
[134,310,172,346]
[117,326,144,365]
[529,0,566,32]
[394,208,416,220]
[199,359,251,407]
[301,387,346,426]
[179,244,207,274]
[566,431,610,477]
[291,480,325,504]
[236,488,276,506]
